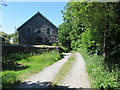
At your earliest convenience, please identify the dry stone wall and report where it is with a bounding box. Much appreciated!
[2,44,63,55]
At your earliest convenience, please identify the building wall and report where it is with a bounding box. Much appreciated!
[18,14,58,45]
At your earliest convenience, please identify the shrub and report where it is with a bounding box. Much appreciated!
[1,71,20,88]
[79,48,120,88]
[2,53,35,70]
[2,51,61,88]
[52,43,58,46]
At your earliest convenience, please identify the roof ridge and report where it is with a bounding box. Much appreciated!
[17,12,39,30]
[36,11,58,29]
[17,11,57,31]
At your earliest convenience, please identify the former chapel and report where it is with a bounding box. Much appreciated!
[17,11,58,45]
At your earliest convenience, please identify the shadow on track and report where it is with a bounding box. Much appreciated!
[14,81,83,90]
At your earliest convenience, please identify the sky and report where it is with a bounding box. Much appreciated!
[1,2,67,34]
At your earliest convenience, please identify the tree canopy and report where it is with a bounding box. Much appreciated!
[0,31,18,44]
[58,2,120,64]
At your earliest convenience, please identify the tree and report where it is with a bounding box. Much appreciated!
[0,31,10,44]
[58,1,120,64]
[58,22,72,50]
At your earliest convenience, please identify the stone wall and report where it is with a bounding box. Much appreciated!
[2,44,63,55]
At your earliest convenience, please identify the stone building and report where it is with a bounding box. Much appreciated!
[17,12,58,45]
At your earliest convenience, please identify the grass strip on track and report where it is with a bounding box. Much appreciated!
[52,53,76,85]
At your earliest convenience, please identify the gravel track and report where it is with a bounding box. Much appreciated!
[60,53,91,88]
[17,53,91,88]
[17,53,71,88]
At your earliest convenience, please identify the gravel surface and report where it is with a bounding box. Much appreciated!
[60,53,91,88]
[17,53,91,88]
[17,53,71,88]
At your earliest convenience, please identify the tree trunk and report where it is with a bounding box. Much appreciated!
[103,3,108,58]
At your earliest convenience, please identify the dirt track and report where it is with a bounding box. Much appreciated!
[60,53,91,88]
[17,53,71,88]
[17,53,91,88]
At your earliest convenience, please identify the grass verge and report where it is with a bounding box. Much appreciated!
[52,54,76,85]
[78,48,120,89]
[1,51,61,88]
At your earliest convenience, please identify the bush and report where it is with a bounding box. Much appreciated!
[2,51,61,88]
[81,28,97,54]
[1,71,20,88]
[79,48,120,88]
[2,53,35,70]
[52,43,58,46]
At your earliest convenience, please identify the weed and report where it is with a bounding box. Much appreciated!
[1,71,20,88]
[78,48,120,89]
[2,51,61,88]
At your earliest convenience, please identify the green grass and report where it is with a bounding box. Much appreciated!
[2,53,36,70]
[17,51,61,79]
[1,51,61,88]
[78,48,120,89]
[1,71,20,88]
[52,54,76,85]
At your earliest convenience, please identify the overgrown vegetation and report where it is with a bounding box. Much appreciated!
[59,2,120,61]
[58,1,120,88]
[2,53,35,70]
[79,48,120,88]
[1,51,61,88]
[0,31,18,44]
[1,71,20,88]
[0,31,10,44]
[52,54,75,85]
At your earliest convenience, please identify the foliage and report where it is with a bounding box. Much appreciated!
[58,1,120,65]
[81,28,97,54]
[58,22,72,50]
[0,31,10,44]
[1,71,20,88]
[52,43,58,46]
[62,46,69,52]
[58,2,120,89]
[2,53,35,70]
[2,51,61,88]
[79,48,120,88]
[0,31,18,44]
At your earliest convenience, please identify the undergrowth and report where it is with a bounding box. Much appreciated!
[79,48,120,89]
[1,51,61,88]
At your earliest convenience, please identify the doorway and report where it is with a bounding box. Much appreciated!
[36,37,42,45]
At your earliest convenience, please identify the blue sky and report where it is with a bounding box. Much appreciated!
[2,2,67,34]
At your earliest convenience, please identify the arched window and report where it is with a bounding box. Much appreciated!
[47,28,50,35]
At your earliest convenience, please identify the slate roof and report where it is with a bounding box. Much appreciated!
[17,11,58,31]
